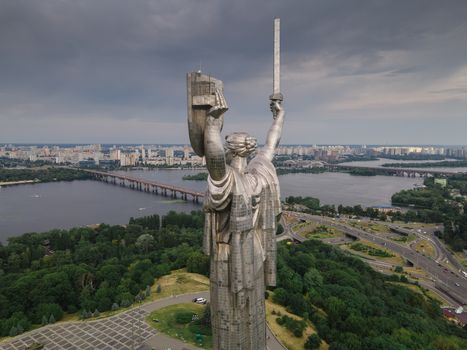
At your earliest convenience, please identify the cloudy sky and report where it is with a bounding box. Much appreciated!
[1,0,466,145]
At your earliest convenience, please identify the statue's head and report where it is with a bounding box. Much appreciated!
[225,132,257,158]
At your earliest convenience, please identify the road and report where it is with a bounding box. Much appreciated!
[285,212,467,306]
[0,291,286,350]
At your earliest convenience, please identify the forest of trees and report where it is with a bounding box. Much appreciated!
[382,160,467,168]
[348,169,378,176]
[391,176,467,251]
[0,211,208,337]
[276,167,327,176]
[380,154,446,161]
[1,209,466,348]
[284,196,337,217]
[0,168,90,183]
[0,157,54,168]
[182,173,208,181]
[336,155,378,163]
[272,240,467,350]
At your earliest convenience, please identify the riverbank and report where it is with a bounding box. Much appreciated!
[0,167,91,184]
[0,180,39,187]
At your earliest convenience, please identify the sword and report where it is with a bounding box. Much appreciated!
[270,18,283,116]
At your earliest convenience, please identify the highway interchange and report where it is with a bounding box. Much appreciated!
[283,211,467,307]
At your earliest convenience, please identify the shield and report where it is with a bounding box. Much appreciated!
[187,72,224,157]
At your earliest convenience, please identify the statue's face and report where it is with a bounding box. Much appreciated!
[225,132,257,157]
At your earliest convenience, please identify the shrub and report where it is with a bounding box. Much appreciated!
[9,326,18,337]
[395,266,404,273]
[305,334,321,349]
[189,322,212,336]
[293,328,303,337]
[275,315,306,338]
[272,288,288,305]
[48,314,55,324]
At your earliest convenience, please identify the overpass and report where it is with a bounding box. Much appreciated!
[326,163,465,177]
[84,170,205,203]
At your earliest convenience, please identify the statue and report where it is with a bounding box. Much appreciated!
[187,18,283,350]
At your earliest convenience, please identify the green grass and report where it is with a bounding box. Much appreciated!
[146,303,212,349]
[150,269,210,300]
[414,239,437,258]
[350,242,394,257]
[305,224,342,239]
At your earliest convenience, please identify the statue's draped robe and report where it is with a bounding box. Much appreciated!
[204,153,281,350]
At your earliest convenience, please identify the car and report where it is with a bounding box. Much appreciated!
[455,283,460,287]
[193,297,207,304]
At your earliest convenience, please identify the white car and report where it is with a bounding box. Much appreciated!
[193,297,207,304]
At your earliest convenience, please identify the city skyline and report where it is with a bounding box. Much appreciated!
[1,0,467,144]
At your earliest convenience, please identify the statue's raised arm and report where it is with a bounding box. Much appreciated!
[260,99,285,161]
[186,72,228,180]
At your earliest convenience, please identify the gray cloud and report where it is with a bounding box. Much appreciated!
[0,0,467,144]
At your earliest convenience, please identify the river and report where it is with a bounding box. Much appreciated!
[0,169,424,242]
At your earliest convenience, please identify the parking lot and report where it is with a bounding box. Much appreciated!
[0,308,156,350]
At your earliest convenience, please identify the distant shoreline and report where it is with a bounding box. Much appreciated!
[0,179,39,186]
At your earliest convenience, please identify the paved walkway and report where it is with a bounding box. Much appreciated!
[0,291,286,350]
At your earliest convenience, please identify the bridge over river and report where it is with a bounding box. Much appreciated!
[84,170,204,203]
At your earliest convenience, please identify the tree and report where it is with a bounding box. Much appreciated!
[276,223,284,235]
[95,283,113,312]
[305,334,321,349]
[96,264,123,288]
[287,293,307,316]
[200,304,211,327]
[9,326,18,337]
[395,266,403,273]
[135,234,156,253]
[33,303,64,324]
[186,251,210,276]
[303,268,323,291]
[48,314,55,324]
[272,288,288,305]
[17,323,24,334]
[80,286,96,312]
[145,285,151,298]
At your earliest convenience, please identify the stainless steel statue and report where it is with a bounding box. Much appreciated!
[186,18,284,350]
